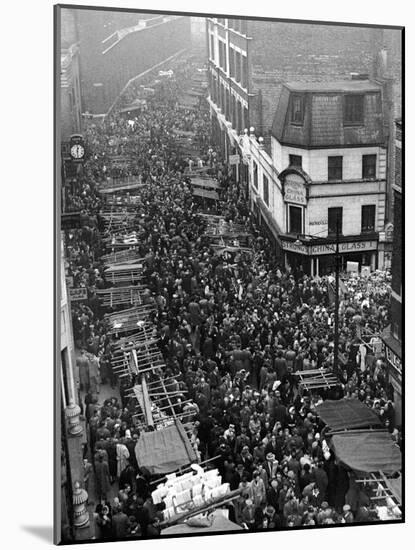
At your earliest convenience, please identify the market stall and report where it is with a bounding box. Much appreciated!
[330,430,401,474]
[96,284,147,308]
[135,420,197,475]
[294,368,340,393]
[315,398,383,432]
[103,263,144,285]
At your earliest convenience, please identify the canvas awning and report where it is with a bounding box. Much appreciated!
[190,177,220,190]
[135,420,197,474]
[331,431,401,474]
[193,188,219,200]
[315,398,383,431]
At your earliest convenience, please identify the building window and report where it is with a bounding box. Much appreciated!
[288,205,303,234]
[263,174,269,206]
[235,51,241,83]
[328,156,343,181]
[210,35,215,62]
[344,94,364,125]
[328,207,343,236]
[361,205,376,233]
[244,106,249,130]
[242,55,248,89]
[291,95,304,124]
[225,90,230,120]
[362,154,377,179]
[253,161,258,189]
[229,47,235,77]
[231,95,236,127]
[289,154,302,168]
[237,101,243,133]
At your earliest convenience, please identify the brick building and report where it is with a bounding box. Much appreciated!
[381,119,402,424]
[60,7,191,116]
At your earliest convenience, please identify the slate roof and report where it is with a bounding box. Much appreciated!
[271,80,385,148]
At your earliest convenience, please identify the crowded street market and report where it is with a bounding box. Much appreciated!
[61,53,402,541]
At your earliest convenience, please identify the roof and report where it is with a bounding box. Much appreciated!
[135,420,197,475]
[271,80,384,148]
[284,80,382,93]
[315,398,383,431]
[331,431,401,474]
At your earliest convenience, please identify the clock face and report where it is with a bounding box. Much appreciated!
[70,144,85,159]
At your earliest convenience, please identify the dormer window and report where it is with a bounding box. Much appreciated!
[344,94,364,125]
[291,95,304,125]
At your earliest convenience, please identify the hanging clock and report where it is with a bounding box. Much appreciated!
[69,134,85,163]
[70,143,85,159]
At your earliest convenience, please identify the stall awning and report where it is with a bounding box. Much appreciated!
[135,420,197,475]
[315,398,383,431]
[193,188,219,200]
[331,431,401,474]
[190,177,220,190]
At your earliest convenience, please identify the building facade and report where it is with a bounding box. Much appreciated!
[382,119,402,425]
[60,240,90,542]
[269,80,387,275]
[60,43,83,141]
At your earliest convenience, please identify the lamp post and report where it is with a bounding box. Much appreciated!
[294,218,341,372]
[333,217,340,373]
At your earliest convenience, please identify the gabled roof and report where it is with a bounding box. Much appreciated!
[271,80,385,148]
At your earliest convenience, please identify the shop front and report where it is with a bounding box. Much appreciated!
[381,326,402,427]
[281,237,379,277]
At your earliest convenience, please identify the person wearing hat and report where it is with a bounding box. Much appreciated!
[342,504,354,523]
[264,451,279,482]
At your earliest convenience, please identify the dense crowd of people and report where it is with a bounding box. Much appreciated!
[62,55,401,540]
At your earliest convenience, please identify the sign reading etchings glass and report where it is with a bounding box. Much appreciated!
[284,173,307,205]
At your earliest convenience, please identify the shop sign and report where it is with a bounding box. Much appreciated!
[281,240,309,255]
[284,174,307,205]
[385,345,402,376]
[309,220,327,226]
[282,240,378,257]
[309,240,377,256]
[229,154,240,165]
[69,287,88,301]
